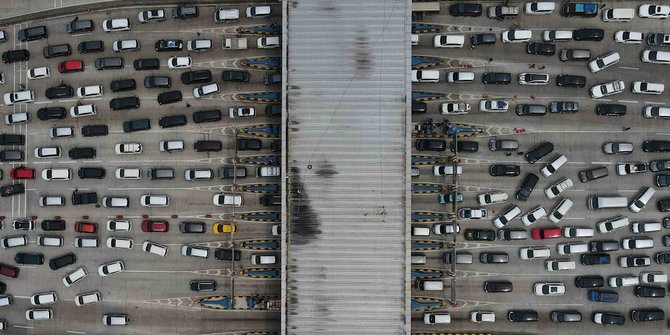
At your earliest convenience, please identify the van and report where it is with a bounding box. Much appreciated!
[257,166,280,177]
[214,8,239,22]
[411,226,430,236]
[157,90,182,105]
[631,221,662,234]
[411,253,426,265]
[560,49,591,61]
[622,237,654,250]
[148,168,175,180]
[78,40,104,53]
[587,196,628,210]
[74,236,99,248]
[95,57,123,70]
[588,290,618,303]
[443,252,473,264]
[543,30,572,42]
[75,291,101,306]
[596,103,626,116]
[416,279,444,291]
[412,70,439,83]
[181,245,209,258]
[193,109,221,123]
[602,8,634,22]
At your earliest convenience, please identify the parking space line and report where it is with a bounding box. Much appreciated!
[618,66,639,70]
[646,101,665,105]
[66,331,86,335]
[13,325,34,329]
[618,100,638,104]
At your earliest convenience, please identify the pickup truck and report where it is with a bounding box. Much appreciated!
[72,191,97,205]
[616,162,648,176]
[222,37,248,50]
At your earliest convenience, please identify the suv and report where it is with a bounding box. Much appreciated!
[159,115,187,128]
[525,142,554,164]
[37,107,66,121]
[193,110,221,123]
[45,84,74,99]
[67,19,94,33]
[78,40,104,53]
[573,28,604,41]
[0,134,25,145]
[527,42,556,55]
[482,72,511,84]
[95,57,123,70]
[78,167,105,179]
[110,97,140,110]
[81,125,108,137]
[69,147,95,159]
[18,26,47,42]
[133,58,159,70]
[110,79,136,92]
[123,119,150,133]
[173,5,199,19]
[48,253,76,270]
[157,91,182,105]
[43,44,71,58]
[2,49,30,63]
[181,70,212,84]
[194,141,223,152]
[579,166,608,182]
[516,173,539,201]
[556,74,586,88]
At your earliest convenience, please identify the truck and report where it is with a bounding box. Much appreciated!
[488,5,519,19]
[616,163,648,176]
[562,3,598,17]
[222,37,248,50]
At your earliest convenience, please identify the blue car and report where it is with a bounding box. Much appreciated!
[587,290,618,303]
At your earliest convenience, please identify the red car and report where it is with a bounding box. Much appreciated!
[531,227,562,240]
[0,262,19,278]
[141,220,169,232]
[74,221,97,234]
[57,60,84,73]
[10,167,36,180]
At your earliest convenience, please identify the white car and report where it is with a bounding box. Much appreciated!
[74,291,101,306]
[3,90,34,105]
[608,275,638,288]
[433,223,460,235]
[545,259,576,271]
[138,9,166,23]
[115,143,142,154]
[545,177,573,199]
[518,73,549,85]
[423,312,451,324]
[638,4,670,18]
[77,85,103,98]
[493,205,521,228]
[433,35,465,48]
[457,208,487,220]
[470,311,495,323]
[542,30,572,42]
[619,255,651,267]
[34,147,61,158]
[525,2,555,15]
[622,237,654,250]
[62,267,87,287]
[143,240,169,257]
[588,51,620,73]
[41,168,71,181]
[440,102,470,115]
[112,39,139,52]
[140,194,169,207]
[168,56,192,69]
[70,104,97,117]
[614,31,644,44]
[640,272,668,283]
[213,193,242,207]
[597,216,629,233]
[477,191,508,206]
[27,66,50,80]
[590,80,625,98]
[548,198,573,223]
[433,165,462,176]
[102,18,131,32]
[102,196,129,208]
[541,155,567,177]
[641,50,670,64]
[193,83,220,98]
[214,8,239,22]
[30,291,57,306]
[479,99,509,112]
[447,71,475,83]
[187,39,213,52]
[412,70,440,83]
[630,188,656,214]
[184,169,213,181]
[159,140,184,152]
[106,220,131,232]
[519,246,551,260]
[229,107,256,118]
[562,226,594,238]
[521,206,546,226]
[5,112,29,125]
[632,81,664,94]
[556,242,588,255]
[257,36,280,49]
[25,309,52,321]
[502,29,532,43]
[115,168,142,180]
[49,127,74,138]
[98,260,124,277]
[106,237,133,249]
[616,162,648,176]
[533,282,565,296]
[246,5,271,18]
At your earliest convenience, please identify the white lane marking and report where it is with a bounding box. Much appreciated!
[13,325,34,329]
[618,66,639,70]
[66,331,86,334]
[592,98,611,101]
[618,100,638,104]
[591,161,612,165]
[646,101,666,105]
[656,133,670,136]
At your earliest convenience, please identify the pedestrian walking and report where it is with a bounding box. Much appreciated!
[623,126,631,131]
[517,151,524,156]
[488,57,493,63]
[505,152,512,156]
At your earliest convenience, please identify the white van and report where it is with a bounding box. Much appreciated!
[75,291,101,306]
[622,237,654,250]
[545,259,576,271]
[602,8,634,22]
[416,279,443,291]
[597,216,629,233]
[251,254,276,265]
[214,8,239,22]
[412,70,440,83]
[411,226,430,236]
[181,245,209,258]
[62,267,87,287]
[631,221,662,234]
[587,196,628,210]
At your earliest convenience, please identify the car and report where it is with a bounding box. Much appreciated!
[534,282,565,296]
[11,219,34,231]
[635,285,666,297]
[214,248,241,262]
[502,30,532,43]
[77,85,103,98]
[138,9,165,22]
[449,2,482,16]
[142,241,168,257]
[123,119,150,133]
[106,220,131,232]
[154,39,183,52]
[557,242,589,255]
[257,36,280,49]
[573,28,604,41]
[415,139,446,152]
[0,150,23,162]
[520,247,551,260]
[469,311,496,324]
[159,140,184,153]
[71,191,97,205]
[159,115,187,128]
[525,142,554,164]
[556,74,586,88]
[213,222,238,235]
[551,310,582,323]
[525,2,555,14]
[489,164,520,177]
[34,147,60,159]
[167,56,192,69]
[102,196,129,208]
[576,275,604,288]
[581,253,611,265]
[74,222,97,234]
[69,147,95,160]
[37,107,66,121]
[619,255,651,268]
[112,39,139,52]
[4,90,34,106]
[110,79,136,93]
[229,107,256,119]
[657,174,670,187]
[477,191,508,206]
[433,165,462,176]
[133,58,160,70]
[458,208,487,220]
[526,42,556,56]
[174,4,199,19]
[440,102,470,115]
[102,18,131,32]
[613,31,644,44]
[532,227,562,240]
[516,173,539,201]
[548,198,573,223]
[518,73,549,85]
[543,30,573,42]
[78,40,104,53]
[144,76,170,88]
[541,155,568,177]
[48,252,76,270]
[114,143,142,155]
[190,280,216,292]
[482,72,511,84]
[464,228,495,241]
[489,139,518,151]
[179,222,206,234]
[94,57,123,70]
[0,262,19,277]
[433,35,465,48]
[593,312,625,325]
[98,260,124,277]
[545,177,573,199]
[184,169,213,181]
[480,252,509,264]
[591,80,625,98]
[631,308,665,322]
[74,236,99,248]
[140,195,169,207]
[639,4,670,18]
[41,219,65,231]
[508,310,539,322]
[493,205,521,228]
[479,99,509,112]
[517,104,546,116]
[602,141,633,154]
[15,252,44,265]
[483,281,513,293]
[656,251,670,264]
[141,220,170,233]
[181,70,212,84]
[26,66,50,80]
[579,166,608,182]
[648,32,670,46]
[75,291,101,306]
[187,39,213,52]
[498,228,528,241]
[644,140,670,152]
[588,52,620,73]
[446,71,475,83]
[106,237,133,249]
[549,101,579,114]
[411,70,439,83]
[520,207,546,226]
[70,104,97,118]
[622,237,654,250]
[18,25,47,42]
[597,216,630,233]
[616,162,648,176]
[213,193,243,207]
[641,49,670,64]
[2,49,30,65]
[67,19,94,33]
[41,168,71,181]
[45,84,74,99]
[222,70,250,82]
[194,140,223,152]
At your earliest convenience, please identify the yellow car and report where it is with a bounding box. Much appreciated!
[213,222,238,235]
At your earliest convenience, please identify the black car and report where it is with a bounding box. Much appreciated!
[123,119,151,133]
[663,234,670,247]
[482,72,511,84]
[2,49,30,63]
[489,164,520,177]
[551,310,582,323]
[581,253,611,265]
[515,173,539,201]
[556,74,586,88]
[193,110,222,123]
[656,174,670,187]
[219,166,247,179]
[157,91,182,105]
[48,252,76,270]
[595,312,625,325]
[596,103,626,116]
[525,142,554,164]
[484,281,513,293]
[133,58,160,70]
[154,39,183,51]
[573,28,604,41]
[45,84,74,99]
[631,308,664,322]
[144,76,171,88]
[222,70,250,82]
[41,220,65,231]
[416,139,447,151]
[260,194,281,206]
[650,160,670,172]
[0,150,24,162]
[71,191,97,205]
[43,44,71,58]
[263,73,281,85]
[190,280,216,292]
[471,33,496,45]
[18,26,47,42]
[214,248,241,261]
[508,310,539,322]
[78,40,104,53]
[635,285,666,298]
[67,19,94,34]
[516,104,547,116]
[14,252,44,265]
[464,228,495,241]
[95,56,123,70]
[110,79,136,92]
[451,141,478,153]
[412,101,427,114]
[179,222,206,233]
[479,252,509,264]
[271,140,281,153]
[0,183,25,197]
[194,140,222,152]
[110,96,140,111]
[527,42,556,55]
[550,101,579,113]
[237,139,262,151]
[655,251,670,264]
[181,70,212,84]
[81,125,108,137]
[266,104,281,117]
[159,115,187,128]
[78,167,105,179]
[589,240,619,252]
[0,134,24,145]
[69,148,95,160]
[644,140,670,153]
[173,5,199,19]
[37,107,66,121]
[575,275,604,288]
[449,2,482,16]
[659,199,670,212]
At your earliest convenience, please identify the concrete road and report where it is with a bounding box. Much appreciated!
[412,1,670,334]
[0,3,281,334]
